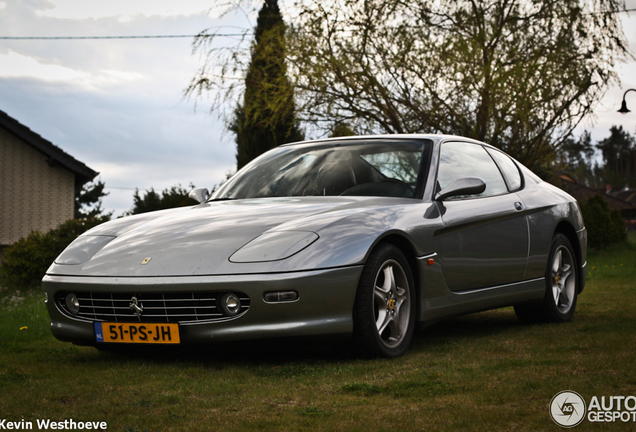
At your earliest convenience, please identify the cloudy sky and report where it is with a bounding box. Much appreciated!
[1,0,636,216]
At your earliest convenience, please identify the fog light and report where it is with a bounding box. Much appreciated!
[220,293,241,316]
[263,291,299,303]
[65,293,80,315]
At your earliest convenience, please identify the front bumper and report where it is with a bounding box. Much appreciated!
[43,266,363,346]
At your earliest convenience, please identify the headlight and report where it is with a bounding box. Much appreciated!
[55,235,116,265]
[229,231,319,263]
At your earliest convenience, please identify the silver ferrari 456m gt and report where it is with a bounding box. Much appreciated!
[43,135,587,358]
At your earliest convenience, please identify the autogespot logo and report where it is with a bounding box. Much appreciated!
[550,391,587,428]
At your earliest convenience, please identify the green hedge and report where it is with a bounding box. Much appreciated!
[580,194,626,249]
[0,217,109,289]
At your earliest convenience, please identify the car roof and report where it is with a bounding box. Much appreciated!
[279,133,488,148]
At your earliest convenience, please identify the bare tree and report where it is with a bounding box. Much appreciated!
[187,0,631,172]
[287,0,631,171]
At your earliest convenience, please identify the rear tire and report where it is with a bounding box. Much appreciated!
[515,233,578,323]
[353,243,416,358]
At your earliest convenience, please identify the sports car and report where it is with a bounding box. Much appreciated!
[43,134,587,358]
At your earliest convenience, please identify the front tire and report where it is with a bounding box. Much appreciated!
[515,233,578,323]
[353,243,416,358]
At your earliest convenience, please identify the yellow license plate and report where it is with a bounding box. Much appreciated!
[94,322,180,344]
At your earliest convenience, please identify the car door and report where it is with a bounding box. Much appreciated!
[434,141,529,291]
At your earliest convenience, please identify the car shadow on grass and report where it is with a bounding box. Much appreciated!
[90,333,357,365]
[86,307,527,364]
[410,307,527,351]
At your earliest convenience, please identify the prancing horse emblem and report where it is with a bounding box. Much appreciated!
[129,296,143,316]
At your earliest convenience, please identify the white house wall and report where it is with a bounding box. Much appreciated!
[0,127,75,245]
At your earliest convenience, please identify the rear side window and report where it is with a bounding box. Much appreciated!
[437,142,508,198]
[485,147,522,191]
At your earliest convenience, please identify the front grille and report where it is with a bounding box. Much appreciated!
[56,291,250,323]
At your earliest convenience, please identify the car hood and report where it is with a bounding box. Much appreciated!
[47,196,424,277]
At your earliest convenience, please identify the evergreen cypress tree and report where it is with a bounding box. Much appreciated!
[232,0,303,169]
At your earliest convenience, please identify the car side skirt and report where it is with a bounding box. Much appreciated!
[421,277,546,322]
[576,227,588,293]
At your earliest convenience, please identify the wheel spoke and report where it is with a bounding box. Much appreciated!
[559,290,570,307]
[374,288,388,310]
[377,310,392,335]
[552,284,561,304]
[394,291,407,313]
[375,267,392,295]
[552,250,561,274]
[395,282,408,298]
[563,280,576,308]
[560,267,573,285]
[384,319,399,343]
[384,265,396,292]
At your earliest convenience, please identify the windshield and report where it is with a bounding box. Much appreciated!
[213,139,430,200]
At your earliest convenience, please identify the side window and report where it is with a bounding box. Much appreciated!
[485,147,522,191]
[437,142,508,198]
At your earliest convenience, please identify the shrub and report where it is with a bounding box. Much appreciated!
[580,194,626,249]
[128,184,197,215]
[0,217,109,289]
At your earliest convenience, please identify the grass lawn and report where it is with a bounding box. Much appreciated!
[1,232,634,431]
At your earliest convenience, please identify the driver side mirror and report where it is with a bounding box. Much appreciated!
[188,187,210,203]
[435,177,486,201]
